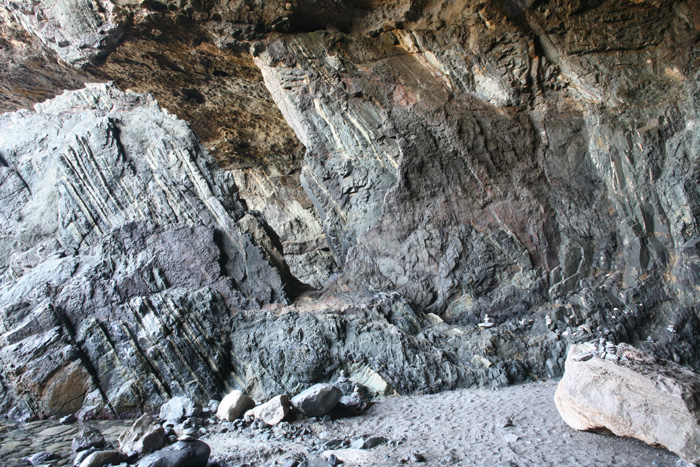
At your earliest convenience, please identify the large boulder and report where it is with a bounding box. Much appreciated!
[555,343,700,464]
[245,395,291,426]
[71,426,105,452]
[291,383,342,417]
[136,440,210,467]
[159,397,200,423]
[78,450,128,467]
[216,390,255,422]
[118,414,165,455]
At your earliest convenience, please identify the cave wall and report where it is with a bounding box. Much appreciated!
[257,0,700,321]
[0,0,699,419]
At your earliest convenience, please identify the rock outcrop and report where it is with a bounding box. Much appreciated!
[556,343,700,464]
[0,83,292,419]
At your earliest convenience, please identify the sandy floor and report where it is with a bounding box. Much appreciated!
[204,379,680,467]
[0,379,682,467]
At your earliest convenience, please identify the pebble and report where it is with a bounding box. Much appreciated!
[573,351,594,362]
[0,419,133,467]
[350,436,387,449]
[25,451,58,465]
[503,433,519,443]
[59,415,77,425]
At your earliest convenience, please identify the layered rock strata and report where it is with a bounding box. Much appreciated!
[0,83,292,419]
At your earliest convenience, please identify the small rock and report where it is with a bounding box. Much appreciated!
[25,452,58,465]
[78,450,127,467]
[72,426,106,452]
[60,414,77,425]
[185,416,203,427]
[118,414,165,456]
[503,434,519,443]
[208,400,220,413]
[350,436,387,450]
[245,395,291,426]
[216,390,256,422]
[573,351,594,362]
[159,396,200,422]
[291,384,342,417]
[137,440,210,467]
[335,384,372,416]
[327,453,341,466]
[410,452,426,463]
[74,449,95,467]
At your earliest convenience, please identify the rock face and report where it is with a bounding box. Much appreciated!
[256,0,700,325]
[1,0,700,421]
[0,83,293,419]
[4,0,126,68]
[555,343,700,464]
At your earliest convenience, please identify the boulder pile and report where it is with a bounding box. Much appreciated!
[65,375,374,467]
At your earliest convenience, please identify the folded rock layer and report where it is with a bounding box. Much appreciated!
[0,83,291,419]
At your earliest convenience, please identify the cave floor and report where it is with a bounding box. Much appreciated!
[0,379,680,467]
[206,379,677,467]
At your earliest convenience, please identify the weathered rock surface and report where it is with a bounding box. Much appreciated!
[245,395,291,426]
[0,83,293,419]
[4,0,126,68]
[256,1,700,332]
[137,440,210,467]
[118,414,165,456]
[0,0,335,288]
[291,383,342,417]
[215,390,255,422]
[556,343,700,464]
